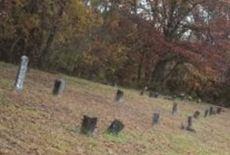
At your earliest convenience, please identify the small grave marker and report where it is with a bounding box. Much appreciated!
[216,107,222,114]
[15,55,29,91]
[115,89,124,103]
[172,103,178,115]
[81,115,98,135]
[107,120,124,135]
[186,116,195,132]
[204,109,209,117]
[193,111,200,119]
[179,93,185,100]
[209,107,214,115]
[53,79,66,95]
[212,109,217,115]
[149,91,159,98]
[152,113,160,125]
[140,86,148,95]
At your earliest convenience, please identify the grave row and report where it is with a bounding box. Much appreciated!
[81,116,124,135]
[14,55,224,136]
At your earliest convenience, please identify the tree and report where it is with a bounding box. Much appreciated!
[0,0,96,67]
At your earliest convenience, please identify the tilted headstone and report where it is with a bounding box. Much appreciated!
[204,109,209,117]
[152,113,160,125]
[172,103,178,115]
[216,107,222,114]
[193,111,200,119]
[186,116,195,132]
[209,107,214,115]
[53,79,66,95]
[81,115,98,135]
[107,120,124,135]
[15,55,29,91]
[115,89,124,103]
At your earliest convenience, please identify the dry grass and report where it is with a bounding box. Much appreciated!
[0,61,229,155]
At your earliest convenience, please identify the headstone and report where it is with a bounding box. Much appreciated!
[81,115,98,135]
[187,96,193,101]
[204,109,209,117]
[216,107,222,114]
[186,116,195,132]
[179,93,185,100]
[155,92,160,98]
[140,86,148,95]
[193,111,200,119]
[149,91,159,98]
[209,107,214,115]
[149,91,153,97]
[181,122,185,130]
[152,113,160,125]
[53,79,66,95]
[212,109,217,115]
[197,99,202,103]
[15,55,29,91]
[107,120,124,135]
[115,89,124,103]
[172,103,178,115]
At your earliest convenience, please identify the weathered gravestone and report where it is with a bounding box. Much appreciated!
[172,103,178,115]
[53,79,66,95]
[204,109,209,117]
[193,111,200,119]
[216,107,222,114]
[81,115,98,135]
[212,109,217,115]
[107,120,124,135]
[179,93,186,100]
[152,113,160,125]
[186,116,195,132]
[140,86,148,95]
[115,89,124,103]
[149,91,159,98]
[209,107,214,115]
[15,56,29,91]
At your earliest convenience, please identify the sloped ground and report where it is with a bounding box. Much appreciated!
[0,61,229,155]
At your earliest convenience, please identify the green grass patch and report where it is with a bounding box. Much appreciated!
[103,132,129,143]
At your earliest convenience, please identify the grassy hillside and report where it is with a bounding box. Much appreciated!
[0,61,229,155]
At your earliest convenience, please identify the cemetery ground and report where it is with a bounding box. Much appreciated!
[0,61,229,155]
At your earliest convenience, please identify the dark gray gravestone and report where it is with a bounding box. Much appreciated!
[193,111,200,119]
[186,116,195,132]
[204,109,209,117]
[81,115,98,135]
[209,107,214,115]
[15,56,29,91]
[115,89,124,103]
[53,79,65,95]
[216,107,222,114]
[172,103,178,115]
[152,113,160,125]
[149,91,159,98]
[107,120,124,135]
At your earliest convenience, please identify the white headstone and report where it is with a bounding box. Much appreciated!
[15,55,29,91]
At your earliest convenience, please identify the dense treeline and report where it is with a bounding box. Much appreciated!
[0,0,229,106]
